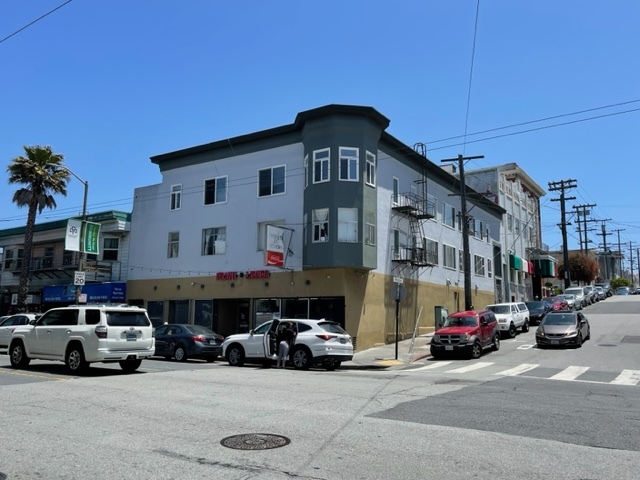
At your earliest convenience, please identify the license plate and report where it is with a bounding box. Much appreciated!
[126,334,137,341]
[445,346,454,351]
[551,340,559,345]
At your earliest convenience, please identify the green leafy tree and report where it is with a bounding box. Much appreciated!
[610,277,631,289]
[7,146,69,310]
[556,252,599,284]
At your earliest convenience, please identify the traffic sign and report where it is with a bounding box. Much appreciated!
[393,276,404,284]
[74,271,86,286]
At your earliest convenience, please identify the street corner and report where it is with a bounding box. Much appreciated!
[409,352,431,364]
[374,358,405,367]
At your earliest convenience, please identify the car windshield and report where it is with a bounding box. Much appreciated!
[318,322,348,334]
[542,314,576,326]
[565,289,582,296]
[486,305,510,314]
[443,316,478,327]
[561,294,575,300]
[184,325,216,335]
[526,301,546,309]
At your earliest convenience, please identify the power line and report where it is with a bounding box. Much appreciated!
[462,0,481,156]
[0,0,73,45]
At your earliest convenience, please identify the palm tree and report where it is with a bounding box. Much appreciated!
[7,145,69,310]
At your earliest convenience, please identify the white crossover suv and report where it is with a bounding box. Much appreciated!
[484,302,530,338]
[9,304,155,374]
[222,318,353,371]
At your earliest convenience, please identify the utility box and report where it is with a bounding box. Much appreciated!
[434,306,449,330]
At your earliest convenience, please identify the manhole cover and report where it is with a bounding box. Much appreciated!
[220,433,290,450]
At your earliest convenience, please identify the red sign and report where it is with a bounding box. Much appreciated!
[266,251,284,267]
[216,270,271,281]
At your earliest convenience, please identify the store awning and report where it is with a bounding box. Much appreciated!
[533,258,556,278]
[509,254,522,271]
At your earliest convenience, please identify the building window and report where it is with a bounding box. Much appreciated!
[339,147,359,181]
[365,151,376,187]
[425,238,438,265]
[168,232,179,258]
[258,165,285,197]
[338,208,358,243]
[304,154,308,189]
[488,258,493,278]
[443,244,456,269]
[257,220,284,251]
[365,211,376,246]
[204,176,227,205]
[303,213,307,246]
[515,219,520,235]
[312,208,329,242]
[313,148,330,183]
[474,255,485,276]
[426,193,437,217]
[443,202,455,228]
[103,238,119,261]
[392,177,399,205]
[202,227,226,255]
[507,214,513,232]
[392,229,400,259]
[170,184,182,211]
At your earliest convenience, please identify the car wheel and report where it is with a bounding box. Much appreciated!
[575,333,583,348]
[66,345,88,373]
[324,359,341,371]
[226,344,245,366]
[470,341,483,359]
[174,345,188,362]
[492,334,500,351]
[522,320,530,333]
[291,346,312,370]
[585,327,591,341]
[508,323,517,338]
[9,341,31,368]
[119,359,142,373]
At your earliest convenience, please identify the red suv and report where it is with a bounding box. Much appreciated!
[430,310,500,359]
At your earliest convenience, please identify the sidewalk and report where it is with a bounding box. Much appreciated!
[343,334,434,370]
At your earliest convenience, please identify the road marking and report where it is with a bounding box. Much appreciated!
[447,362,494,373]
[549,366,589,381]
[517,344,535,350]
[0,369,68,381]
[411,361,454,371]
[494,364,539,376]
[611,370,640,386]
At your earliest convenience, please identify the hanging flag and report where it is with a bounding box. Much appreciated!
[65,219,82,252]
[265,225,285,267]
[83,221,101,254]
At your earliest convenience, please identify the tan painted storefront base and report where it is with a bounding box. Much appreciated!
[127,268,495,352]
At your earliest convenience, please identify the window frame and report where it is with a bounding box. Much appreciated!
[365,151,376,187]
[102,237,119,261]
[258,165,286,198]
[364,210,376,246]
[313,148,330,184]
[338,207,358,243]
[312,208,329,243]
[443,202,456,229]
[443,244,456,270]
[474,255,486,276]
[202,227,227,255]
[204,176,228,206]
[167,232,179,258]
[338,147,359,182]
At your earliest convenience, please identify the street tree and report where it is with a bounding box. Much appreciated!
[7,145,69,310]
[556,252,599,284]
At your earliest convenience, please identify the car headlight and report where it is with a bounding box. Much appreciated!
[459,333,471,341]
[536,329,545,337]
[498,318,507,323]
[565,330,578,337]
[432,335,440,342]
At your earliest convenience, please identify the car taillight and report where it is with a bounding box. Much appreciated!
[193,335,207,342]
[94,326,108,339]
[152,328,156,338]
[316,334,337,341]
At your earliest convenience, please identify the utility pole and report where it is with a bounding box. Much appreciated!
[630,242,636,284]
[548,179,577,288]
[613,229,625,278]
[596,221,612,280]
[637,247,639,286]
[573,204,596,253]
[441,154,484,310]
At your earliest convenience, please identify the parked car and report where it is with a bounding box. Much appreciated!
[484,302,530,338]
[559,294,577,310]
[9,304,155,373]
[535,311,590,348]
[222,318,353,370]
[525,301,552,326]
[544,296,570,312]
[593,286,607,301]
[0,313,40,353]
[615,287,630,295]
[563,287,587,309]
[154,324,223,362]
[630,286,638,295]
[595,282,612,297]
[430,310,500,359]
[583,285,599,304]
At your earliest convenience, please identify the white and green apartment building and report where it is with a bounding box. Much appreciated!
[127,104,505,351]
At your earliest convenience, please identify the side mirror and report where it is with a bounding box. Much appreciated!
[29,318,37,325]
[249,329,254,336]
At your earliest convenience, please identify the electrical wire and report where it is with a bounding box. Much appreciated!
[0,0,73,45]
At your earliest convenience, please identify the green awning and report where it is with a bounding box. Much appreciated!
[509,254,522,270]
[534,258,555,278]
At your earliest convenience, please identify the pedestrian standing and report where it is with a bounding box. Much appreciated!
[276,322,296,368]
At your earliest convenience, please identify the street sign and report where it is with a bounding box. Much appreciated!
[393,276,404,284]
[74,271,86,286]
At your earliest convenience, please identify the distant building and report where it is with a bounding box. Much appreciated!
[0,211,131,314]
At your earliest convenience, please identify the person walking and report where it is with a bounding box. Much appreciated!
[276,322,296,368]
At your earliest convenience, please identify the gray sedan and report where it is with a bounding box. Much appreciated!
[535,311,590,348]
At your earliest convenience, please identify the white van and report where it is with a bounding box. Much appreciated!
[484,302,530,338]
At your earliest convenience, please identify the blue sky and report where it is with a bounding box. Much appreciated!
[2,1,639,264]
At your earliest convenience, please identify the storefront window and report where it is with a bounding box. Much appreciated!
[194,300,215,330]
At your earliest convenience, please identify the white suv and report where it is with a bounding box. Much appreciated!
[484,302,530,338]
[222,318,353,371]
[9,304,155,374]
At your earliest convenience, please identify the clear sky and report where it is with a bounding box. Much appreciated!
[2,1,639,264]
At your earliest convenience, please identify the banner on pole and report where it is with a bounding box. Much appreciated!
[83,222,101,255]
[65,219,82,252]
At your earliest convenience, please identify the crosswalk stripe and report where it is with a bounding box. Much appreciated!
[411,361,454,371]
[494,364,539,376]
[549,366,589,381]
[447,362,494,373]
[611,370,640,386]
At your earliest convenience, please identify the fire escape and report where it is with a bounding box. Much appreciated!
[391,144,436,276]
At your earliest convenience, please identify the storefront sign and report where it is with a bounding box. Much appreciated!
[216,270,271,281]
[265,225,285,267]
